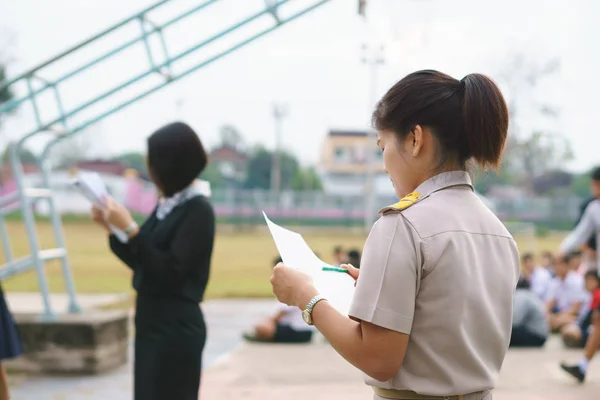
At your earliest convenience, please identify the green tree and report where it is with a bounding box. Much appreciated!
[291,167,323,191]
[497,55,573,192]
[1,146,37,163]
[219,124,245,152]
[0,65,13,115]
[571,170,595,198]
[243,146,299,190]
[200,162,225,188]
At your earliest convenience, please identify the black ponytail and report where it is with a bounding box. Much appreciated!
[372,70,509,171]
[461,74,509,170]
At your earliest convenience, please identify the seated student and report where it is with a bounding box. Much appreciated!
[562,270,600,348]
[540,251,556,276]
[521,252,552,300]
[568,250,587,275]
[510,277,548,347]
[545,254,588,332]
[332,246,344,267]
[560,269,600,383]
[243,257,315,344]
[346,249,361,269]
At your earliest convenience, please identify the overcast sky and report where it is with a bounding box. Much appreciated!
[1,0,599,172]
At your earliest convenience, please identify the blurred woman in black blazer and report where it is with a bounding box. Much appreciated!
[90,122,215,400]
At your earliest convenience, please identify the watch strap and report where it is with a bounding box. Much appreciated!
[305,294,326,313]
[124,221,138,236]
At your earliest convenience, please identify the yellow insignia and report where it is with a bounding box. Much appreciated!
[379,192,420,215]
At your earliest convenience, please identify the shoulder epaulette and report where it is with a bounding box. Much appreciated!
[378,192,420,215]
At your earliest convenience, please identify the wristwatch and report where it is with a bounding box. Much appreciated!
[302,294,327,326]
[124,221,139,236]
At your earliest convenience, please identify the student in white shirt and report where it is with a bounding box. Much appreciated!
[539,251,556,276]
[545,255,588,332]
[243,257,315,344]
[521,253,552,300]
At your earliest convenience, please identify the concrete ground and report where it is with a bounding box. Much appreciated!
[202,337,600,400]
[5,295,600,400]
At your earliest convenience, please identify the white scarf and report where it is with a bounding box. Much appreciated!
[155,180,210,220]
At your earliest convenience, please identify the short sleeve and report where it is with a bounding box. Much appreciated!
[560,201,599,253]
[348,214,421,334]
[544,279,557,303]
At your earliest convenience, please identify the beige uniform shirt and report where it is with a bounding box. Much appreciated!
[348,171,520,396]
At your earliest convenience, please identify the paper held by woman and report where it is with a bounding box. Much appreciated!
[263,212,355,315]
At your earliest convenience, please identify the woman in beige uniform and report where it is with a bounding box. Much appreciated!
[270,70,520,400]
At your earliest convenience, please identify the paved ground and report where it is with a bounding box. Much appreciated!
[5,296,600,400]
[202,337,600,400]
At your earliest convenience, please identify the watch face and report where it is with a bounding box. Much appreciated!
[302,309,311,324]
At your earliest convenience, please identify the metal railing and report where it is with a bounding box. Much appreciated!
[0,0,331,319]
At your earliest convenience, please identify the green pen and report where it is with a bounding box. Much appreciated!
[322,266,350,274]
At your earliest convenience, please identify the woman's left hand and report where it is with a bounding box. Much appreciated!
[101,196,135,230]
[270,263,319,309]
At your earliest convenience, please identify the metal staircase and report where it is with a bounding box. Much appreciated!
[0,0,331,319]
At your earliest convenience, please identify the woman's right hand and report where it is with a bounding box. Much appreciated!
[340,263,360,282]
[91,205,110,233]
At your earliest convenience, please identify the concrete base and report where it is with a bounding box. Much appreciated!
[5,310,129,375]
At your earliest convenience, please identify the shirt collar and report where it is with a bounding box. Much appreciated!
[412,170,473,200]
[378,170,473,215]
[156,180,206,220]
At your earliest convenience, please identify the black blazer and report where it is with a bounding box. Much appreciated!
[109,196,215,303]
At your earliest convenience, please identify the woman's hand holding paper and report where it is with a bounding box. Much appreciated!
[101,196,136,231]
[270,262,319,310]
[90,206,110,233]
[340,263,360,282]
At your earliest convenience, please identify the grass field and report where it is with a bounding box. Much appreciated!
[1,220,567,299]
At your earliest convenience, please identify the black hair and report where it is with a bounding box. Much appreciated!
[557,253,573,265]
[516,277,531,290]
[372,70,509,171]
[584,270,600,284]
[591,166,600,182]
[348,249,361,259]
[147,122,208,197]
[521,253,534,263]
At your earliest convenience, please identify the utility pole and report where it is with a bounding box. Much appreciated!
[361,42,385,232]
[271,103,287,196]
[358,0,385,231]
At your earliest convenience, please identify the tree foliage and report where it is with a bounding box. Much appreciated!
[480,54,573,194]
[242,146,322,191]
[200,162,225,188]
[219,124,245,152]
[1,146,37,164]
[0,65,12,113]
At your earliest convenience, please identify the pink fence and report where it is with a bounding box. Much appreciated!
[123,177,157,215]
[0,180,18,209]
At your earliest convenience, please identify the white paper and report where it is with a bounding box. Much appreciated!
[72,172,128,243]
[263,211,355,316]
